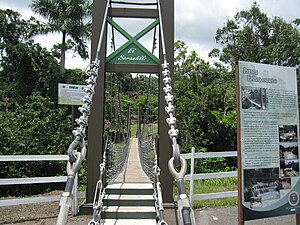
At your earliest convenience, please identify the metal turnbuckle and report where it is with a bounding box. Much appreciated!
[168,156,196,225]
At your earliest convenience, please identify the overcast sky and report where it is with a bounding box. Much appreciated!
[0,0,299,69]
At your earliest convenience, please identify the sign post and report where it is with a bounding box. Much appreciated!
[58,83,87,137]
[237,61,300,223]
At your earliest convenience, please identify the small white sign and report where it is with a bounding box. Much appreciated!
[58,83,86,105]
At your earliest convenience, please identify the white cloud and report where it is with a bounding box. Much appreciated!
[1,0,299,68]
[175,0,299,63]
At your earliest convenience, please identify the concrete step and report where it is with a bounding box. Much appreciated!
[106,183,154,195]
[101,206,156,219]
[101,219,157,225]
[104,194,155,206]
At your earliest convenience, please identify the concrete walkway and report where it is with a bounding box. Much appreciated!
[68,206,297,225]
[194,207,296,225]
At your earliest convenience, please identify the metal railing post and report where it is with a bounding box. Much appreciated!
[72,173,78,215]
[190,147,195,205]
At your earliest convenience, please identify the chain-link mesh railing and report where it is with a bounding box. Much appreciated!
[88,97,131,225]
[138,133,156,180]
[137,130,168,225]
[106,137,130,183]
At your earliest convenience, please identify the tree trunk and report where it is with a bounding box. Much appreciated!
[60,31,66,72]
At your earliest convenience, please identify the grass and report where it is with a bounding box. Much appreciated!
[130,123,158,138]
[130,124,138,137]
[174,177,238,209]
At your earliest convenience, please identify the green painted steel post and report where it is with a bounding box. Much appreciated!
[86,0,107,204]
[158,0,174,203]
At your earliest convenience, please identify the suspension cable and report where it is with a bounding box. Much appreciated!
[142,25,157,136]
[88,137,110,225]
[154,165,168,225]
[156,0,196,224]
[116,75,126,140]
[55,1,111,225]
[156,0,179,168]
[138,121,167,225]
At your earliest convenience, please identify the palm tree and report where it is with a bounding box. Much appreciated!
[31,0,92,71]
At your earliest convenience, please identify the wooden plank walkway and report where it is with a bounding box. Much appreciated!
[114,138,151,183]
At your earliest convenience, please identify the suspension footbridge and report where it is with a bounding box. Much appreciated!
[56,0,196,224]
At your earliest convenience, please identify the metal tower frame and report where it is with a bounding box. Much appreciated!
[87,0,174,204]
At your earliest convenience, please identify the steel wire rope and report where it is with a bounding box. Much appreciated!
[56,1,111,225]
[104,61,129,184]
[108,13,127,144]
[88,136,110,225]
[105,74,130,184]
[138,21,158,179]
[125,5,169,224]
[156,0,196,224]
[141,25,157,138]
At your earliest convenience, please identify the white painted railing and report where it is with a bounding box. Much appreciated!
[182,148,238,204]
[0,155,80,215]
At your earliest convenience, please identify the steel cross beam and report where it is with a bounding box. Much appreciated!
[106,17,160,64]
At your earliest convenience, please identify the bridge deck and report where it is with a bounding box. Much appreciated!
[114,138,151,183]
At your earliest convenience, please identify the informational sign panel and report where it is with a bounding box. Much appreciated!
[58,83,86,105]
[237,61,300,221]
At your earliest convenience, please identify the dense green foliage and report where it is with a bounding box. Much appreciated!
[0,9,85,196]
[105,73,158,132]
[0,2,299,198]
[0,93,71,196]
[174,41,237,172]
[175,41,236,152]
[209,1,300,68]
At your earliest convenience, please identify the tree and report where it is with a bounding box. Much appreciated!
[209,1,300,68]
[0,9,41,52]
[174,41,236,154]
[0,9,87,196]
[0,9,87,105]
[0,41,61,102]
[31,0,92,71]
[0,9,61,104]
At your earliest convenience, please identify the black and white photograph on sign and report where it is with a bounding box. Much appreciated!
[241,86,268,110]
[280,159,299,177]
[244,168,280,208]
[278,177,291,190]
[279,125,298,142]
[279,143,298,160]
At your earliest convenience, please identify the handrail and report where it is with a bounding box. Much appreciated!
[181,151,237,159]
[0,176,67,185]
[183,148,238,204]
[0,155,78,215]
[0,155,68,161]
